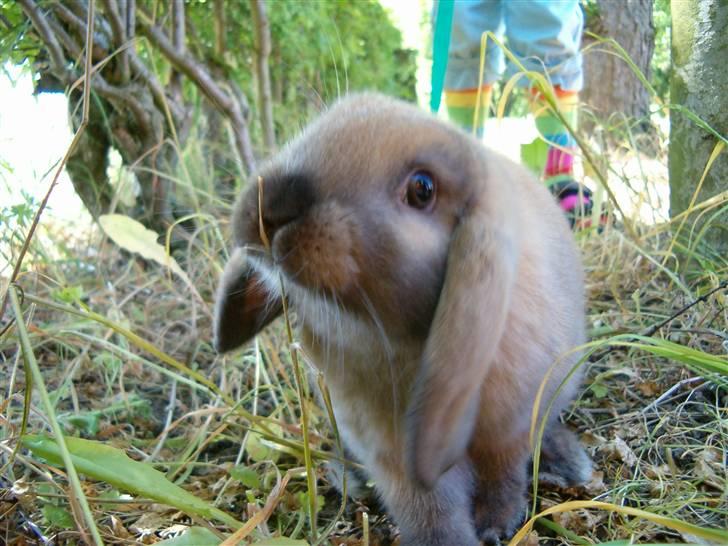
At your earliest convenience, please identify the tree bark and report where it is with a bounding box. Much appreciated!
[669,0,728,256]
[582,0,655,131]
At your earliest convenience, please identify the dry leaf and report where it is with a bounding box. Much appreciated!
[602,436,638,467]
[99,214,190,286]
[583,470,607,496]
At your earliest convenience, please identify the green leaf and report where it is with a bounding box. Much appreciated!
[622,336,728,376]
[155,527,221,546]
[229,465,261,489]
[247,424,282,463]
[52,285,84,304]
[520,137,549,175]
[588,382,608,399]
[41,504,75,529]
[61,413,100,436]
[22,434,242,529]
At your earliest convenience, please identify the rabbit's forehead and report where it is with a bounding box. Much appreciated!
[280,111,470,196]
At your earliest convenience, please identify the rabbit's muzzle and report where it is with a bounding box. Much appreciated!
[269,200,362,295]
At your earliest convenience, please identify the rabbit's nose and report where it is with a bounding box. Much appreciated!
[259,173,315,239]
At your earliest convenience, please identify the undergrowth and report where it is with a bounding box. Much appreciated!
[1,33,727,546]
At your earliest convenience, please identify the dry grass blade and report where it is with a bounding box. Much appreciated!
[508,500,728,545]
[256,177,319,540]
[219,470,293,545]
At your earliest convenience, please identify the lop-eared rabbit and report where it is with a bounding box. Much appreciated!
[214,94,591,545]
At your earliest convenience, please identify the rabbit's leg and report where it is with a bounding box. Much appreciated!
[325,446,370,499]
[381,460,480,546]
[537,420,592,487]
[472,443,530,545]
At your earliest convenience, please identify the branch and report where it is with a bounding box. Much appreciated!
[169,0,185,103]
[53,1,112,60]
[19,0,67,74]
[101,0,130,81]
[250,0,275,150]
[126,0,135,41]
[92,75,153,137]
[137,13,256,173]
[102,0,125,45]
[53,1,87,36]
[128,53,184,120]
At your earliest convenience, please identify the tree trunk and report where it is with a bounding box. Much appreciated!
[251,0,276,152]
[669,0,728,257]
[65,94,114,218]
[582,0,655,130]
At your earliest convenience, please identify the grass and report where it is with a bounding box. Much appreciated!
[1,39,728,546]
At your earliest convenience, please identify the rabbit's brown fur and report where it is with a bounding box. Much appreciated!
[215,94,591,545]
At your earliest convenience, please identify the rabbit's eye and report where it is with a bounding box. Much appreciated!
[405,171,435,209]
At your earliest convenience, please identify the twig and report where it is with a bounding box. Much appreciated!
[641,376,705,414]
[589,279,728,363]
[641,280,728,337]
[18,0,66,73]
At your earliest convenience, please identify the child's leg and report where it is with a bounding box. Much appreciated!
[444,85,493,137]
[444,0,505,136]
[530,85,579,188]
[505,1,601,227]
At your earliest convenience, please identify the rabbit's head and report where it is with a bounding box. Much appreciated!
[215,93,522,488]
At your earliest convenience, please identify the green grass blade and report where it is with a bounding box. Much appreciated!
[10,287,105,545]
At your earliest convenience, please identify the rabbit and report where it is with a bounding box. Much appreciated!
[214,93,592,545]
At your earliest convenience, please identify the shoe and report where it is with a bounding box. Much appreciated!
[547,179,608,230]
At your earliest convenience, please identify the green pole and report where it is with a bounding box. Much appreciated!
[430,0,454,113]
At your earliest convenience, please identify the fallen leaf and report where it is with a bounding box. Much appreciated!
[602,436,638,468]
[99,214,190,286]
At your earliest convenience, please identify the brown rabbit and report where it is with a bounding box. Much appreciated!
[214,94,591,545]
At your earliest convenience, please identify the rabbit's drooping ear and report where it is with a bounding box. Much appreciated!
[407,206,518,489]
[214,248,282,352]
